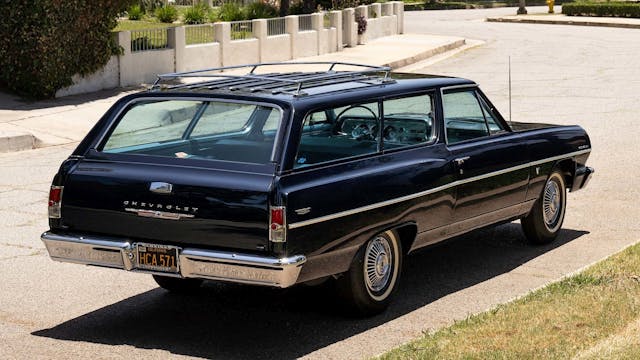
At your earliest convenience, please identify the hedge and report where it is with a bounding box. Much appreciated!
[562,2,640,18]
[0,0,136,99]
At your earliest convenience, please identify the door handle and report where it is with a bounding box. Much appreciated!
[453,156,470,175]
[454,156,470,166]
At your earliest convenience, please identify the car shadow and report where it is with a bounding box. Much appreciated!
[33,224,588,359]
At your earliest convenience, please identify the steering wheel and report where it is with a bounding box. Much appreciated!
[334,105,380,138]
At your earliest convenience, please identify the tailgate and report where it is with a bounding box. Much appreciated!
[59,160,274,252]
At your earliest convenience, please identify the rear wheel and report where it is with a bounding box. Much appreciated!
[153,275,203,293]
[336,230,402,316]
[522,170,567,244]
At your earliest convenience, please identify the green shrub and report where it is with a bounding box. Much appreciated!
[403,2,424,10]
[289,1,314,14]
[423,1,469,10]
[207,8,221,23]
[127,4,144,20]
[155,5,178,23]
[562,2,640,18]
[140,0,165,12]
[0,0,136,99]
[218,2,246,21]
[316,0,359,10]
[245,2,278,19]
[183,4,208,24]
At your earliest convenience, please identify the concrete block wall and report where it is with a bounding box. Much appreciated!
[55,2,404,97]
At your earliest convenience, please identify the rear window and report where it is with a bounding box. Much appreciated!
[101,99,282,164]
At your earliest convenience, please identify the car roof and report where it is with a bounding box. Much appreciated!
[146,63,476,108]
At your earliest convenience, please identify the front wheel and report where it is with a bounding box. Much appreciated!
[522,170,567,244]
[336,230,402,316]
[153,275,203,293]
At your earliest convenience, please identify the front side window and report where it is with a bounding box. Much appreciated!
[295,102,380,168]
[443,90,490,144]
[102,99,281,164]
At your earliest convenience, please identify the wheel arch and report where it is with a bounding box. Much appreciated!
[553,158,575,190]
[393,222,418,255]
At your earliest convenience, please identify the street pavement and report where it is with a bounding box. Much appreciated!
[1,7,640,359]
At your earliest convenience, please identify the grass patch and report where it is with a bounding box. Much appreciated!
[380,243,640,360]
[113,20,177,32]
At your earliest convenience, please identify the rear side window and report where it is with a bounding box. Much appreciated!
[102,99,282,164]
[382,94,434,149]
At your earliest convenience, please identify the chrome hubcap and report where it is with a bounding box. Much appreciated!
[543,179,561,227]
[365,236,393,292]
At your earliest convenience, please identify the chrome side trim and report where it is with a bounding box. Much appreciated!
[288,149,591,229]
[41,232,306,288]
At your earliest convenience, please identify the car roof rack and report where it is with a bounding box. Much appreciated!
[151,62,394,97]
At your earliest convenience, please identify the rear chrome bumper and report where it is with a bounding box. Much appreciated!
[41,232,306,288]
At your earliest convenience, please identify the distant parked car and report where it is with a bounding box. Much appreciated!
[42,63,593,315]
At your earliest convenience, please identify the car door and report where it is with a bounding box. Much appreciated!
[441,88,529,235]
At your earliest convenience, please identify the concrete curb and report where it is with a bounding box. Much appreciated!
[0,130,35,153]
[385,39,467,69]
[487,16,640,30]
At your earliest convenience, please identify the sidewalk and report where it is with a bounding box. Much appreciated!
[0,33,465,153]
[487,13,640,29]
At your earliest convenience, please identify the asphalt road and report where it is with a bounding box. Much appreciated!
[1,7,639,359]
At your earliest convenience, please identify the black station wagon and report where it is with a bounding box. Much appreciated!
[42,63,593,315]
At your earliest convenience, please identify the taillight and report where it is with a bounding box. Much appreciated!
[48,185,63,219]
[269,206,286,243]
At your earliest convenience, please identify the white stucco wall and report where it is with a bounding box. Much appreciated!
[57,3,402,97]
[120,48,175,86]
[224,39,260,66]
[55,56,120,97]
[293,31,318,58]
[262,35,291,63]
[182,43,222,72]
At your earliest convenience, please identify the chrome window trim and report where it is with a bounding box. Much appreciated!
[95,96,285,164]
[287,149,591,229]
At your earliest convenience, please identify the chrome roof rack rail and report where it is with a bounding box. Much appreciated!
[152,62,393,96]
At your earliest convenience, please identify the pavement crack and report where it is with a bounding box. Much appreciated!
[0,250,44,261]
[0,242,40,250]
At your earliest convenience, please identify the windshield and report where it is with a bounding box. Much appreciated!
[101,99,282,164]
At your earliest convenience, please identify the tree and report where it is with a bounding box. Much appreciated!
[280,0,290,16]
[0,0,137,98]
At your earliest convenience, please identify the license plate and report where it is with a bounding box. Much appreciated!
[136,243,179,273]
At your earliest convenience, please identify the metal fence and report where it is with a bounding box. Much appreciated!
[131,28,169,52]
[185,24,215,45]
[267,17,286,36]
[298,14,313,31]
[230,20,254,40]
